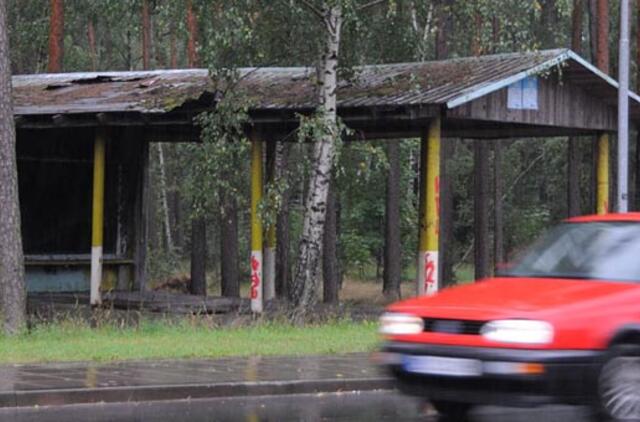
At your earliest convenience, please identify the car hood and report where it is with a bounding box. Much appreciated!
[388,277,636,320]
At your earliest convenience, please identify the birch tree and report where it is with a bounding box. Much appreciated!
[290,0,385,311]
[0,0,26,335]
[289,1,343,311]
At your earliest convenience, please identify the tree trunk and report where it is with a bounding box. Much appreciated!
[568,0,583,218]
[434,0,453,60]
[383,140,401,300]
[170,19,178,68]
[588,0,598,61]
[568,138,581,217]
[220,190,239,297]
[87,18,97,71]
[0,0,26,335]
[596,0,609,73]
[157,144,173,253]
[171,189,183,252]
[276,142,291,299]
[186,0,198,68]
[440,138,455,287]
[141,0,151,70]
[190,218,207,295]
[323,181,339,304]
[47,0,64,72]
[493,140,505,269]
[572,0,584,52]
[290,5,342,311]
[538,0,559,49]
[185,1,204,294]
[474,140,490,280]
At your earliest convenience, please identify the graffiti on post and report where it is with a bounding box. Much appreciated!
[423,251,439,295]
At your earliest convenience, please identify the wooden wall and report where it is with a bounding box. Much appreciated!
[447,72,617,132]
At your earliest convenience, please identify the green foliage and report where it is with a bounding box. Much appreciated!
[188,89,251,217]
[7,0,611,290]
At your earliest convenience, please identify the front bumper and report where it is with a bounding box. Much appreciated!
[380,341,604,407]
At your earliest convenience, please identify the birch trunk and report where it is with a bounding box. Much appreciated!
[290,4,342,311]
[156,144,173,253]
[0,0,26,334]
[322,180,339,304]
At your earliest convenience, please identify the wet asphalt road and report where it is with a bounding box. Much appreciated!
[2,391,600,422]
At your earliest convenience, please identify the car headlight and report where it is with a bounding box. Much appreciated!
[379,313,424,336]
[480,320,553,345]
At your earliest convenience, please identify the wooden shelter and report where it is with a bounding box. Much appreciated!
[12,49,640,309]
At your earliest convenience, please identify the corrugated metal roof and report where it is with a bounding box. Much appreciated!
[12,49,640,116]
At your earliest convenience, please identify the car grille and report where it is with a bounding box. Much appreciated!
[422,318,485,335]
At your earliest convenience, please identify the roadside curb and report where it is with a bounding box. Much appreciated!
[0,377,396,408]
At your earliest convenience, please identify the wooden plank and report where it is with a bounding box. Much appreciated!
[27,291,249,314]
[447,71,617,131]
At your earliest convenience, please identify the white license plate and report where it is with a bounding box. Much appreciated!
[403,355,482,377]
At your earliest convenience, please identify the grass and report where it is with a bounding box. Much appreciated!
[0,319,380,364]
[3,261,475,365]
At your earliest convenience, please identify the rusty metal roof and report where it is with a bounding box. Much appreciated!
[12,48,640,116]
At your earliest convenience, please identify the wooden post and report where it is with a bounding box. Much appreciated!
[474,140,490,280]
[250,135,264,313]
[264,141,276,301]
[417,117,441,296]
[597,133,610,214]
[133,137,149,292]
[90,129,106,305]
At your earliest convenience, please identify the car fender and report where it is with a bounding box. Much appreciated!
[606,324,640,347]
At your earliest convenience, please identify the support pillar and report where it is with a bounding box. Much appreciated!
[264,142,276,301]
[250,136,264,313]
[417,117,441,296]
[597,133,610,214]
[91,129,106,306]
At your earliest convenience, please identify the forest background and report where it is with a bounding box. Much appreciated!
[6,0,638,307]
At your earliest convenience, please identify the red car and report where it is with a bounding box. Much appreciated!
[378,213,640,420]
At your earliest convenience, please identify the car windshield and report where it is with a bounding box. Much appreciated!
[501,222,640,282]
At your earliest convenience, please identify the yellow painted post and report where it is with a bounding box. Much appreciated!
[90,129,106,306]
[597,133,610,214]
[250,136,264,313]
[417,117,441,296]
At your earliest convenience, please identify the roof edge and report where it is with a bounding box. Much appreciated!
[446,49,572,109]
[446,49,640,109]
